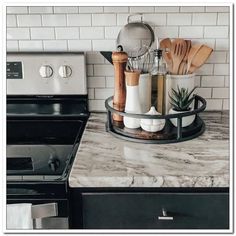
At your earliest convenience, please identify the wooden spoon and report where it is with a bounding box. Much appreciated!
[178,40,191,74]
[160,38,173,72]
[171,39,187,75]
[186,44,203,73]
[188,45,213,74]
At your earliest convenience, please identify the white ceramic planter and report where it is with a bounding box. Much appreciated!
[165,74,195,114]
[139,73,152,113]
[169,108,195,127]
[140,106,165,132]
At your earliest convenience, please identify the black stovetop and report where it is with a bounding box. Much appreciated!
[7,96,89,181]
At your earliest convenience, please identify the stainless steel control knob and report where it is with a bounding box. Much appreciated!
[58,65,72,78]
[39,65,53,78]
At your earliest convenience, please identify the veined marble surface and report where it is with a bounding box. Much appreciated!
[69,112,229,188]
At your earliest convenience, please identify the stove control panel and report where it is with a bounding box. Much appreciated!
[7,52,87,95]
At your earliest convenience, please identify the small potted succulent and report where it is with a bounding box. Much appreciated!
[168,86,197,127]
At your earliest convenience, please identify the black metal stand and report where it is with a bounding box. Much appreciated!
[105,95,206,144]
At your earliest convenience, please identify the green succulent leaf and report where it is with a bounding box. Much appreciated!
[169,86,197,111]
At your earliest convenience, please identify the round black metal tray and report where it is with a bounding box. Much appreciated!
[105,95,206,144]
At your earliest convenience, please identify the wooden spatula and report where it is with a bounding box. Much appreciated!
[171,39,187,75]
[188,45,213,74]
[186,44,203,73]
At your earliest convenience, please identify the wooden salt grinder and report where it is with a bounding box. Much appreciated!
[112,51,128,122]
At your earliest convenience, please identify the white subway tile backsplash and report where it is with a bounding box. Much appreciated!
[7,40,18,51]
[214,64,229,75]
[105,26,121,39]
[201,76,225,87]
[92,14,116,26]
[155,26,178,38]
[43,40,67,51]
[7,28,30,40]
[67,14,91,26]
[206,6,229,12]
[94,64,114,76]
[130,6,155,13]
[204,26,228,38]
[7,15,17,27]
[88,88,95,99]
[217,13,229,25]
[95,88,113,99]
[88,76,106,88]
[17,15,41,27]
[55,27,79,39]
[167,13,192,25]
[86,65,93,76]
[54,6,78,13]
[143,14,166,26]
[117,13,129,25]
[205,99,223,110]
[197,64,214,75]
[31,27,54,39]
[80,27,104,39]
[105,77,114,88]
[155,7,179,12]
[7,7,28,14]
[223,99,229,110]
[179,26,203,38]
[192,13,217,25]
[79,7,103,13]
[6,6,230,111]
[207,51,227,63]
[196,88,212,98]
[68,40,92,51]
[104,7,129,13]
[19,40,43,51]
[86,52,105,64]
[180,6,205,12]
[29,7,53,14]
[226,52,230,63]
[225,76,229,87]
[212,87,229,98]
[89,100,106,111]
[190,39,215,49]
[92,40,116,51]
[42,14,66,26]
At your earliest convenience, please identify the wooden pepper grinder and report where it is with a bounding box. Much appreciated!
[112,51,128,122]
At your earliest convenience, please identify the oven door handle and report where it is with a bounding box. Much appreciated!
[31,203,58,219]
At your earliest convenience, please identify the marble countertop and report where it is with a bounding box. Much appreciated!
[69,112,229,188]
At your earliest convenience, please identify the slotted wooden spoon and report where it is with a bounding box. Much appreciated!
[171,39,187,75]
[178,40,191,74]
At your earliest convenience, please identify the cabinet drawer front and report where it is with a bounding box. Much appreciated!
[82,192,229,229]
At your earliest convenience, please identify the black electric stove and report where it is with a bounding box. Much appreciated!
[6,52,89,229]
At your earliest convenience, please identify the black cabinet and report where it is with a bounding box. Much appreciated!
[70,189,229,229]
[82,192,229,229]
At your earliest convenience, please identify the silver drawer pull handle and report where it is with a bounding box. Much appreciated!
[158,208,174,221]
[31,203,58,219]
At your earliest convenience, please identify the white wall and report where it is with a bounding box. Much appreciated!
[6,6,230,111]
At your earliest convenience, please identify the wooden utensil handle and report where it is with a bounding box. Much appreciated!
[112,51,128,122]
